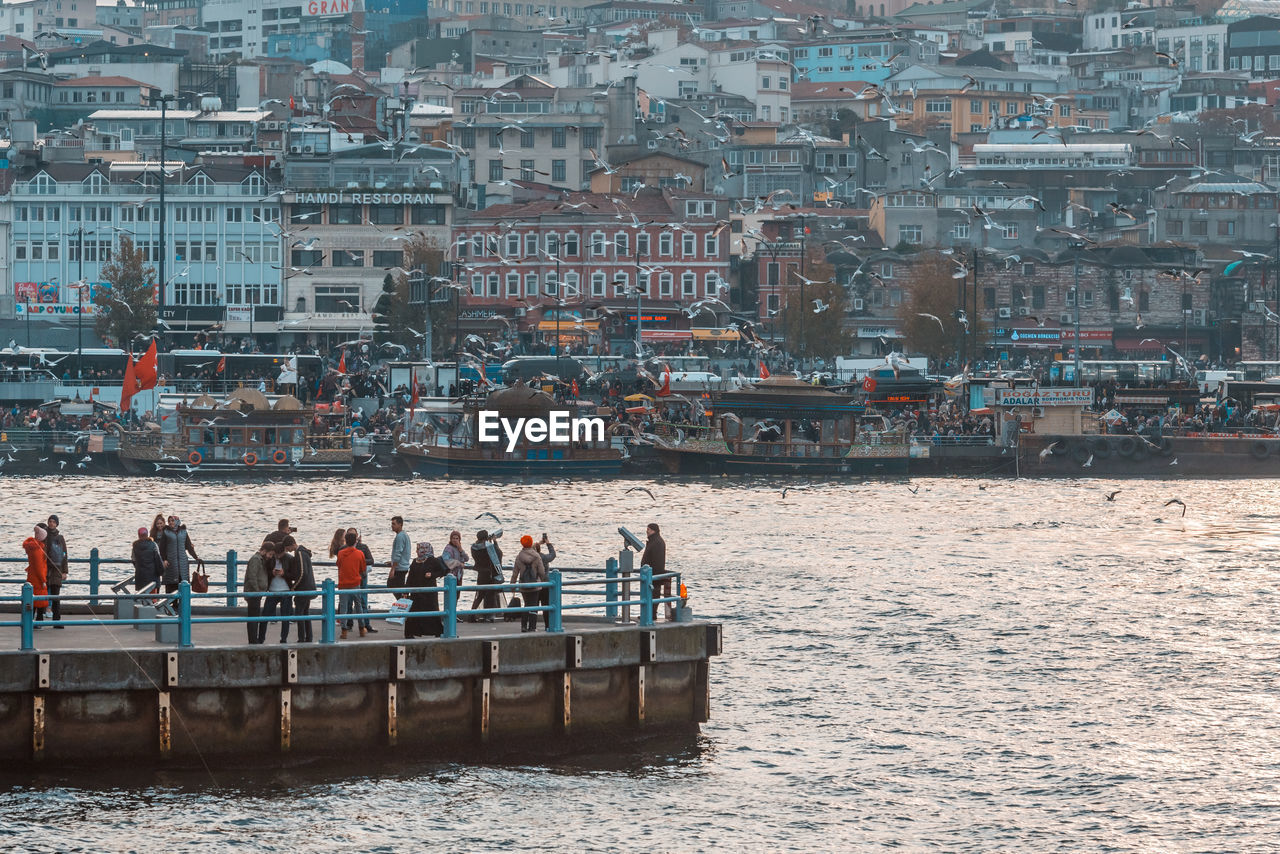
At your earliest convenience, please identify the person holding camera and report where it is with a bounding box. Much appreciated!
[265,518,296,550]
[262,535,300,644]
[243,540,274,645]
[469,529,503,622]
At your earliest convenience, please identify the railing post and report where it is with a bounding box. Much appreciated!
[443,574,458,639]
[225,549,238,608]
[178,580,193,648]
[639,565,654,628]
[89,547,101,606]
[548,570,563,633]
[619,548,634,624]
[20,582,34,651]
[605,557,618,620]
[321,578,336,644]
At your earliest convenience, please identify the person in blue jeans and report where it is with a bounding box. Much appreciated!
[260,539,297,643]
[347,527,376,633]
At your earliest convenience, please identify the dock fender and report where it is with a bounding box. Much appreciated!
[1050,440,1069,456]
[1251,440,1269,460]
[1070,441,1091,464]
[1158,437,1174,456]
[1130,439,1150,461]
[1115,436,1137,457]
[1089,437,1112,458]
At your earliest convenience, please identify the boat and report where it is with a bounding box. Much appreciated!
[116,389,354,475]
[395,381,624,477]
[651,375,910,475]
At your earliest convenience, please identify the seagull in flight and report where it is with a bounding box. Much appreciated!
[476,512,502,525]
[1163,498,1186,516]
[626,486,656,500]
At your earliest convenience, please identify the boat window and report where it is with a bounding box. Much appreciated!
[218,428,232,444]
[293,428,305,444]
[188,428,201,443]
[230,428,244,445]
[264,428,276,444]
[249,430,261,444]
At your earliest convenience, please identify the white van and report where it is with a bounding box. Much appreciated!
[1195,370,1243,395]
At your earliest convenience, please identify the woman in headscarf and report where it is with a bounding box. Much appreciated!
[24,524,49,625]
[441,530,468,584]
[403,541,447,639]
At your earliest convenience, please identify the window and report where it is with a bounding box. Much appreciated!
[552,159,566,182]
[590,231,606,256]
[767,262,780,286]
[564,233,579,256]
[1139,290,1150,311]
[659,272,673,297]
[682,233,696,256]
[637,271,650,296]
[591,271,606,296]
[552,127,566,148]
[410,205,447,225]
[331,204,361,224]
[520,129,534,148]
[1001,224,1018,240]
[471,274,484,296]
[952,223,970,239]
[659,233,673,255]
[1219,221,1236,236]
[525,233,538,258]
[926,99,950,113]
[637,233,650,256]
[705,272,720,297]
[370,206,403,225]
[614,232,629,256]
[291,203,322,223]
[487,274,499,297]
[983,287,996,310]
[681,272,696,296]
[761,76,771,89]
[506,272,520,297]
[1032,286,1045,310]
[704,232,718,256]
[525,273,538,296]
[506,233,520,257]
[373,250,403,268]
[489,160,503,181]
[897,224,922,244]
[291,249,323,266]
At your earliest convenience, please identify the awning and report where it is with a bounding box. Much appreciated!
[691,328,739,341]
[641,329,693,341]
[1115,394,1168,404]
[537,320,599,332]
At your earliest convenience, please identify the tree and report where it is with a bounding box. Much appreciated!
[898,251,984,366]
[372,272,418,354]
[404,236,455,357]
[778,249,851,361]
[94,235,158,347]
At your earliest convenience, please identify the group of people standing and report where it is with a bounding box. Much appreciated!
[23,515,68,628]
[130,515,204,594]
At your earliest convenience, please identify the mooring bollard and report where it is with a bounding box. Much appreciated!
[20,582,34,651]
[548,571,563,633]
[605,557,618,620]
[639,566,654,628]
[443,575,458,639]
[320,578,336,644]
[225,549,238,608]
[178,581,193,648]
[89,547,101,607]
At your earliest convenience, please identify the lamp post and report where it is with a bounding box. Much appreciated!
[72,226,94,380]
[1072,244,1081,385]
[23,296,30,347]
[157,93,174,316]
[1273,221,1279,361]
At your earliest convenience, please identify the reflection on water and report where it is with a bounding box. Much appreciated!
[3,475,1280,849]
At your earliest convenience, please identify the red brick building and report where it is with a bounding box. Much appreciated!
[453,188,731,351]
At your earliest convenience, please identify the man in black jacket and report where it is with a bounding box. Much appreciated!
[45,515,69,627]
[640,523,668,622]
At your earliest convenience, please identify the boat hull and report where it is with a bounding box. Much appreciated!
[654,446,909,476]
[1019,433,1280,477]
[401,453,623,477]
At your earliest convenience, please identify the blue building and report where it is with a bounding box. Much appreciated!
[791,31,940,85]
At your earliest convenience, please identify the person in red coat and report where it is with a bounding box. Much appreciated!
[24,524,49,626]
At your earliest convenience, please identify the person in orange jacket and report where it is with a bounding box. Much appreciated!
[335,531,367,639]
[24,524,49,627]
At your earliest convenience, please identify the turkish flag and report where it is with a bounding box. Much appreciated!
[134,339,158,391]
[759,361,770,379]
[337,351,346,374]
[570,378,579,398]
[656,366,671,397]
[862,375,877,393]
[119,351,138,414]
[409,377,419,412]
[216,356,226,374]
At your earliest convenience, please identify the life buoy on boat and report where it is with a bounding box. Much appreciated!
[243,452,258,466]
[272,449,288,464]
[188,451,202,466]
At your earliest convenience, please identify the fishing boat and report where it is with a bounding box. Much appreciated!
[115,389,354,475]
[395,381,624,477]
[651,375,910,475]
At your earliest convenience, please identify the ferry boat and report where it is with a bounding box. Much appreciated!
[116,389,354,475]
[395,381,624,477]
[652,375,910,475]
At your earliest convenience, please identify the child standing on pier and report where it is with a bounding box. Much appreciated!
[24,525,49,627]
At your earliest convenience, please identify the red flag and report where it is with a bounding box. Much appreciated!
[656,366,671,397]
[119,351,138,414]
[759,361,771,379]
[289,95,295,110]
[134,339,159,391]
[216,356,226,374]
[338,351,346,374]
[409,376,420,412]
[570,378,579,399]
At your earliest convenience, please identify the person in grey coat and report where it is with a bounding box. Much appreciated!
[131,526,164,592]
[158,515,202,593]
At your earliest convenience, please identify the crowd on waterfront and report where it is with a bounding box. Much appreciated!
[19,514,672,639]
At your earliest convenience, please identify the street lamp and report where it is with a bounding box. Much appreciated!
[157,93,176,319]
[71,226,95,380]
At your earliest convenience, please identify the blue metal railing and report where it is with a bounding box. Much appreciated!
[0,558,685,650]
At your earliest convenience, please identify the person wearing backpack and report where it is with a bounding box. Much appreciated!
[45,515,69,628]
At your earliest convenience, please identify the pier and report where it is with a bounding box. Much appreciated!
[0,550,721,766]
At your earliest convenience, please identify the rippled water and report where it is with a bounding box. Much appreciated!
[3,475,1280,851]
